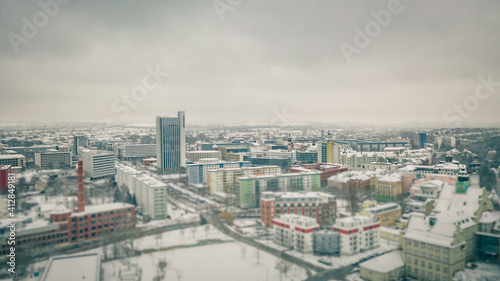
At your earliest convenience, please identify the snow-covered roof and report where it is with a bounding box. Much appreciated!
[360,250,404,273]
[377,173,402,183]
[433,185,482,217]
[479,211,500,224]
[40,253,100,281]
[364,203,401,215]
[404,213,461,247]
[71,203,134,217]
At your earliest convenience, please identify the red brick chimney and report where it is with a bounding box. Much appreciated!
[77,160,85,212]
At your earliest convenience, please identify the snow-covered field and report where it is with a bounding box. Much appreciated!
[13,225,307,281]
[103,242,307,281]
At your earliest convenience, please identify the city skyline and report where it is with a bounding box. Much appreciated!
[1,1,499,126]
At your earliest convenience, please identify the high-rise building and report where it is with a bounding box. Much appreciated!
[320,142,340,164]
[73,136,89,156]
[156,111,185,173]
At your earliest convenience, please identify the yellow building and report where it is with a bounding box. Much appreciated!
[360,202,402,227]
[360,251,405,281]
[375,173,402,201]
[208,166,281,194]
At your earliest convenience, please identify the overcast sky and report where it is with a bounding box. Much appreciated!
[1,0,499,126]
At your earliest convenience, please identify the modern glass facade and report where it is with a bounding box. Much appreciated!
[156,111,185,173]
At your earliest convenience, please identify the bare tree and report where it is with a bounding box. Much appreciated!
[347,183,360,216]
[179,228,185,239]
[240,244,247,258]
[256,244,260,265]
[155,232,163,247]
[190,227,197,238]
[204,224,210,237]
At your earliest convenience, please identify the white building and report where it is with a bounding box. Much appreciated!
[186,150,222,162]
[333,216,380,255]
[120,144,156,159]
[116,164,168,220]
[273,214,319,253]
[82,150,116,180]
[35,152,72,169]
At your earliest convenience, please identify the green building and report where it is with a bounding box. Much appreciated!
[235,172,321,209]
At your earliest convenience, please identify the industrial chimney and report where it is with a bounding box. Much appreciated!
[77,160,85,212]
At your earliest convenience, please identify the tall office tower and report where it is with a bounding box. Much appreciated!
[73,135,89,156]
[156,111,186,173]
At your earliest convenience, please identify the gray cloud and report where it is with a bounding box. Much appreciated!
[1,0,499,126]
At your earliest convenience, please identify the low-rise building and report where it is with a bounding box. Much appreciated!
[333,216,380,255]
[360,250,405,281]
[0,154,26,169]
[375,173,402,201]
[290,163,347,184]
[186,150,222,162]
[40,253,101,281]
[313,230,340,256]
[359,202,401,227]
[119,144,156,160]
[273,214,320,253]
[35,152,72,169]
[261,191,336,228]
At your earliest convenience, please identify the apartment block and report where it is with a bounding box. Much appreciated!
[333,216,380,255]
[208,165,281,194]
[35,152,72,169]
[186,161,251,185]
[235,172,321,208]
[116,164,168,220]
[375,173,402,201]
[272,214,320,253]
[260,191,336,227]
